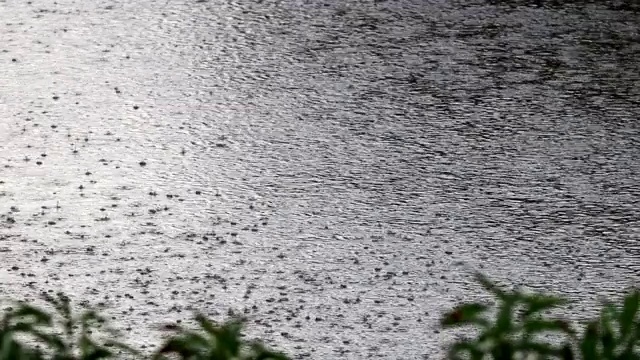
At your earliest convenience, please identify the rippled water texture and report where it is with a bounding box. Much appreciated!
[0,0,639,358]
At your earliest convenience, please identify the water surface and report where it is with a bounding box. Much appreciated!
[0,1,639,358]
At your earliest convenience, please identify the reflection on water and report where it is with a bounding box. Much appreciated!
[0,0,638,358]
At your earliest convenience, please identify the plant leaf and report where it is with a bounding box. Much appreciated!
[599,311,616,360]
[10,305,52,327]
[522,294,568,317]
[620,290,639,339]
[251,342,291,360]
[491,340,514,360]
[474,272,508,300]
[80,348,113,360]
[561,343,575,360]
[523,319,574,336]
[30,329,67,352]
[441,303,489,327]
[494,297,515,335]
[448,341,484,360]
[154,336,203,359]
[515,341,564,356]
[580,322,599,360]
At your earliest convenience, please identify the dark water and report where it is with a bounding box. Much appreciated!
[0,0,639,358]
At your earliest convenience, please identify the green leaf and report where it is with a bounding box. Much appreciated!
[491,340,514,360]
[30,329,67,352]
[515,341,566,357]
[10,305,52,327]
[0,334,15,360]
[599,312,616,360]
[495,298,515,335]
[216,327,242,358]
[181,331,211,350]
[620,291,640,339]
[474,272,508,299]
[581,322,599,360]
[194,313,219,334]
[561,343,575,360]
[154,336,203,359]
[79,335,98,356]
[44,293,75,342]
[103,340,140,357]
[196,313,243,356]
[0,334,36,360]
[522,294,568,317]
[523,319,574,336]
[448,341,484,360]
[251,343,290,360]
[153,316,287,360]
[441,303,489,327]
[80,348,113,360]
[7,322,38,333]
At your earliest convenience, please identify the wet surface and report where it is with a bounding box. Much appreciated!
[0,0,639,358]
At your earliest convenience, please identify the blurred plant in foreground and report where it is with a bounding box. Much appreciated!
[2,273,639,359]
[441,273,640,360]
[0,294,287,360]
[154,314,288,360]
[0,292,136,360]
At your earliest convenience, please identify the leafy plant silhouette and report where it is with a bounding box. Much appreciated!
[441,273,640,360]
[0,292,135,360]
[580,290,640,360]
[40,292,136,360]
[2,274,639,360]
[441,273,576,360]
[0,302,50,360]
[154,314,289,360]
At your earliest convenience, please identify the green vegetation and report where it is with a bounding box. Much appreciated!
[442,274,640,360]
[1,274,638,359]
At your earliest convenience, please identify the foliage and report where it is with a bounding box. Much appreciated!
[441,273,640,360]
[1,274,639,359]
[0,293,288,360]
[0,292,137,360]
[153,314,288,360]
